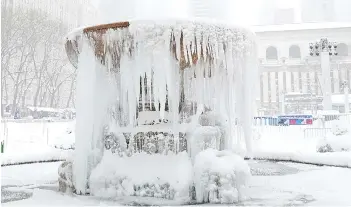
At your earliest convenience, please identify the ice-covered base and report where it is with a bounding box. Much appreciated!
[89,151,193,201]
[89,149,250,204]
[193,149,251,204]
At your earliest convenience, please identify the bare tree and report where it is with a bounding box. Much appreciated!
[1,5,77,117]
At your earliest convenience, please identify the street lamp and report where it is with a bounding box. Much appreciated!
[309,38,338,111]
[341,80,350,113]
[309,38,338,57]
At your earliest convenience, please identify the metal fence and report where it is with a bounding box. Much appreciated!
[303,128,332,138]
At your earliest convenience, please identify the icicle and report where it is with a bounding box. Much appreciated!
[74,36,100,194]
[141,74,145,111]
[203,34,208,63]
[175,29,181,61]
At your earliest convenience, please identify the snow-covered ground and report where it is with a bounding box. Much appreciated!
[2,160,351,205]
[250,122,351,167]
[1,121,74,165]
[1,119,351,205]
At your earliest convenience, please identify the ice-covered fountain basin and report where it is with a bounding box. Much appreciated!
[65,18,256,69]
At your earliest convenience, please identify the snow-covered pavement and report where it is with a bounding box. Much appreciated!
[2,161,351,206]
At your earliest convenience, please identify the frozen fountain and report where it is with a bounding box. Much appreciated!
[62,1,258,204]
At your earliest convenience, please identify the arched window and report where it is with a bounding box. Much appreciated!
[337,43,349,56]
[289,45,301,59]
[266,46,278,60]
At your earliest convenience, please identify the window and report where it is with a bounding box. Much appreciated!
[289,45,301,59]
[336,43,348,56]
[266,46,278,60]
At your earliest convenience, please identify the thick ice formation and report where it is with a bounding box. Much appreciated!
[89,151,193,200]
[72,19,258,195]
[193,149,251,204]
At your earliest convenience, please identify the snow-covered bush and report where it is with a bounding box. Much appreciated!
[317,120,351,153]
[193,149,251,204]
[89,151,193,200]
[331,120,349,136]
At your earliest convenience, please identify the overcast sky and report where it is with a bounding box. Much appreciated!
[92,0,302,25]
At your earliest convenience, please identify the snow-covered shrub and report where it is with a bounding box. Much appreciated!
[193,149,251,204]
[331,120,349,136]
[317,120,351,153]
[317,143,333,153]
[58,161,75,193]
[89,151,193,200]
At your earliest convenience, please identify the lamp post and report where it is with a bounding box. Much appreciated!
[341,81,350,113]
[279,91,286,115]
[309,38,338,111]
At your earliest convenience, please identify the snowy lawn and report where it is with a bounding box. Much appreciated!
[250,125,351,167]
[2,161,351,206]
[1,121,74,166]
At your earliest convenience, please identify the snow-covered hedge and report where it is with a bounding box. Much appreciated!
[193,149,251,204]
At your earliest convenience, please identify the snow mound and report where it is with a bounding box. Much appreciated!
[193,149,251,204]
[89,151,193,200]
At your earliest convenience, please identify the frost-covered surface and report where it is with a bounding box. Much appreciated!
[89,151,193,201]
[72,19,258,193]
[193,149,250,204]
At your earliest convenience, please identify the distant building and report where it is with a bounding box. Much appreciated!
[254,22,351,115]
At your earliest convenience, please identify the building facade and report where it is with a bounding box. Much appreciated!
[254,22,351,114]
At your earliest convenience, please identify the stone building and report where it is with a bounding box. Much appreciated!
[254,22,351,114]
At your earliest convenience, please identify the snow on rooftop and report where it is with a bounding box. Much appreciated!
[253,22,351,33]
